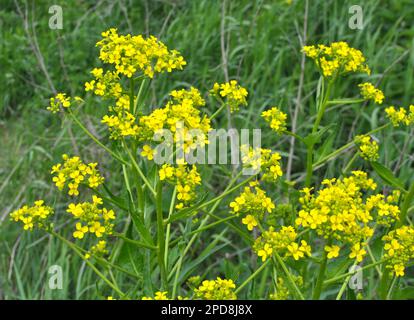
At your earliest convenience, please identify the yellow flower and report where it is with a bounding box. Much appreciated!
[262,107,287,134]
[394,264,405,277]
[355,135,379,161]
[141,145,155,160]
[358,82,384,104]
[241,215,258,231]
[194,277,237,300]
[257,243,273,262]
[303,42,370,78]
[382,226,414,277]
[10,201,54,231]
[385,105,414,127]
[159,164,174,181]
[47,93,71,113]
[287,242,304,260]
[142,291,170,300]
[89,221,106,238]
[51,155,104,196]
[210,80,248,112]
[73,223,88,239]
[97,28,186,79]
[325,245,340,259]
[349,243,366,262]
[67,203,84,217]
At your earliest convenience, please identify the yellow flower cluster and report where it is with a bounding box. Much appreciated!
[96,28,186,78]
[261,107,287,134]
[159,164,201,209]
[385,105,414,127]
[51,155,104,196]
[85,68,122,99]
[303,42,370,78]
[241,146,283,182]
[139,87,211,152]
[142,291,170,300]
[253,226,311,261]
[382,226,414,277]
[85,240,108,259]
[102,110,139,139]
[210,80,248,112]
[296,171,400,261]
[358,82,384,104]
[47,93,71,113]
[66,195,115,240]
[229,182,275,231]
[10,200,53,231]
[269,276,303,300]
[194,277,237,300]
[354,135,379,161]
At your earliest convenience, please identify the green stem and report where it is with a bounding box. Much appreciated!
[305,145,314,187]
[324,259,387,285]
[342,152,358,175]
[285,130,305,143]
[164,187,177,267]
[134,79,146,114]
[273,253,305,300]
[313,245,329,300]
[123,139,156,196]
[304,80,332,187]
[50,231,125,297]
[165,174,254,224]
[68,109,127,165]
[112,232,157,250]
[398,181,414,227]
[327,98,365,105]
[156,180,168,290]
[313,123,390,168]
[386,276,397,300]
[234,259,270,294]
[335,259,358,300]
[210,103,227,120]
[169,171,244,295]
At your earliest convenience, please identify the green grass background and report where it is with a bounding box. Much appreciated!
[1,0,413,299]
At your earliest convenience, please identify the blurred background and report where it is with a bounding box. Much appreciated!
[1,0,413,299]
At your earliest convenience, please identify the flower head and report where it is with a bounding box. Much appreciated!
[210,80,248,113]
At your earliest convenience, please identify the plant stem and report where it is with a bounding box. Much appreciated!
[398,181,414,227]
[210,103,227,120]
[234,259,270,294]
[135,78,148,115]
[324,259,387,285]
[304,79,332,187]
[50,230,125,297]
[327,98,365,105]
[313,123,391,168]
[313,246,329,300]
[156,180,168,290]
[335,259,358,300]
[285,130,305,143]
[342,152,358,175]
[68,109,128,165]
[123,139,156,196]
[164,187,177,267]
[273,253,305,300]
[112,232,157,250]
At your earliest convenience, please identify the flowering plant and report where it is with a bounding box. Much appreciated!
[10,31,414,300]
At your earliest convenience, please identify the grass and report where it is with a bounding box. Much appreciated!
[1,0,414,299]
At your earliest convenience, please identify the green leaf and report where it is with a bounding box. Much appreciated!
[370,161,407,192]
[303,124,335,147]
[166,194,208,223]
[130,210,155,246]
